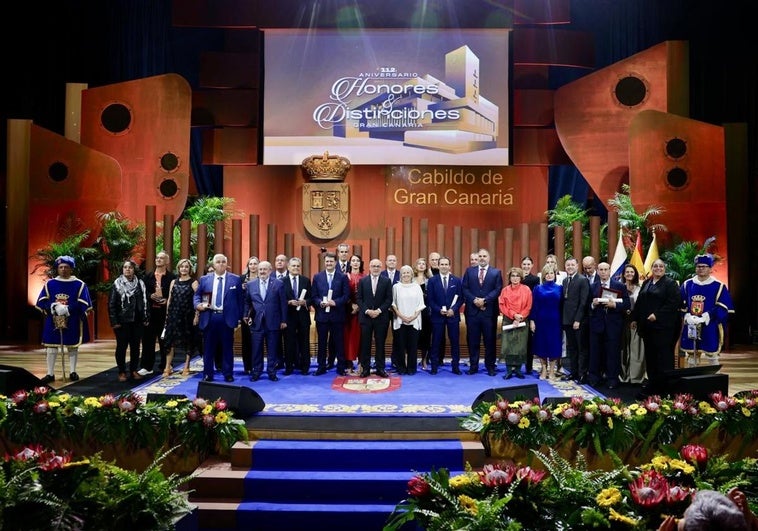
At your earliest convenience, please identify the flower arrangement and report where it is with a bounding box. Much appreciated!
[0,386,249,465]
[461,390,758,462]
[386,444,758,530]
[0,443,194,530]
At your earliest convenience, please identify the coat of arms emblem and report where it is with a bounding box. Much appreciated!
[301,152,350,240]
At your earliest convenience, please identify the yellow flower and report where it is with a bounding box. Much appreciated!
[165,400,178,408]
[607,417,613,429]
[518,417,530,429]
[635,408,647,416]
[49,401,61,408]
[609,507,639,526]
[489,404,497,414]
[215,411,229,424]
[450,473,478,490]
[84,397,101,407]
[597,487,622,507]
[482,414,491,426]
[202,405,213,415]
[669,459,695,475]
[458,494,478,515]
[741,407,751,417]
[57,393,71,402]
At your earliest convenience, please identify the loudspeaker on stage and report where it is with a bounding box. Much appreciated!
[0,365,47,394]
[196,381,265,417]
[471,383,539,409]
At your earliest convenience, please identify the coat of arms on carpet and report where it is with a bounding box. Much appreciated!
[331,375,402,394]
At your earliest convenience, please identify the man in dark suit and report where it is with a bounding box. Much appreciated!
[357,258,393,378]
[427,256,463,375]
[243,260,287,382]
[587,261,630,389]
[193,253,244,383]
[282,257,312,375]
[561,257,591,382]
[381,254,401,370]
[311,252,350,375]
[461,248,503,376]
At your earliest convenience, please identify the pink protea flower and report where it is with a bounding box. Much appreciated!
[496,399,509,411]
[479,462,517,487]
[202,414,216,427]
[99,393,116,407]
[38,450,71,471]
[643,396,662,412]
[536,408,551,421]
[32,400,50,414]
[117,398,136,412]
[193,397,208,409]
[490,410,503,422]
[598,403,613,416]
[570,396,585,407]
[11,390,28,404]
[186,408,201,422]
[516,466,546,484]
[629,469,669,508]
[407,475,430,497]
[12,444,45,462]
[214,399,228,411]
[561,407,578,419]
[666,485,693,504]
[710,391,736,411]
[506,411,521,424]
[583,411,596,423]
[33,386,50,395]
[680,444,708,470]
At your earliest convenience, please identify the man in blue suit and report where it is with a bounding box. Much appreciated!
[193,253,244,382]
[427,256,463,375]
[311,252,350,375]
[356,258,394,378]
[462,248,503,376]
[587,261,630,389]
[244,260,288,381]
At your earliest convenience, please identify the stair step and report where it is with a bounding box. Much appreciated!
[236,501,400,530]
[249,439,468,471]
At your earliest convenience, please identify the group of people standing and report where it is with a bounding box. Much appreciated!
[35,245,734,391]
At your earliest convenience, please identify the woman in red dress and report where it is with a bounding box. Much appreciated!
[343,254,365,374]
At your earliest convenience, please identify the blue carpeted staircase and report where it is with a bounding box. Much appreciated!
[190,438,483,530]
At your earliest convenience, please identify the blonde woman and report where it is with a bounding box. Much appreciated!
[162,258,199,377]
[392,265,426,375]
[530,264,563,379]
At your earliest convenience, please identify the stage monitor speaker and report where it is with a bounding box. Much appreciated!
[196,381,265,417]
[146,393,188,404]
[472,384,539,409]
[0,364,47,394]
[672,374,728,401]
[663,364,721,379]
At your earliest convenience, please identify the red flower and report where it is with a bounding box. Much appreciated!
[99,393,116,407]
[186,409,200,422]
[214,399,228,411]
[680,444,708,470]
[32,400,50,414]
[479,463,517,487]
[33,386,50,395]
[11,390,28,404]
[407,475,431,497]
[629,470,669,508]
[202,414,216,427]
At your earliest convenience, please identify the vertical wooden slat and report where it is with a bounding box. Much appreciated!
[180,219,191,260]
[248,214,259,262]
[539,222,549,268]
[590,215,601,262]
[554,226,566,263]
[214,220,225,256]
[301,245,311,279]
[453,226,462,277]
[284,233,294,259]
[520,223,529,264]
[353,244,363,258]
[402,217,412,266]
[436,223,446,256]
[145,205,156,267]
[386,227,395,257]
[267,224,277,264]
[504,227,514,270]
[197,224,208,277]
[469,228,479,256]
[487,230,497,266]
[419,218,429,262]
[163,214,174,266]
[572,220,583,263]
[370,238,379,262]
[231,219,242,274]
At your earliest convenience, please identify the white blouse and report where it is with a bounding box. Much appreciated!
[392,282,425,330]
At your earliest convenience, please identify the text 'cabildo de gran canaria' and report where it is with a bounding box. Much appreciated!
[393,168,514,206]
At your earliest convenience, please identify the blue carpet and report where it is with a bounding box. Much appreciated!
[134,357,598,417]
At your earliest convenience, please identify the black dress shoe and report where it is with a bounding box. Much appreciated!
[430,368,438,375]
[578,375,588,384]
[375,370,389,378]
[69,372,79,381]
[224,375,234,382]
[301,369,311,376]
[41,374,55,384]
[607,381,619,389]
[359,370,370,378]
[314,368,327,376]
[250,373,260,381]
[203,375,214,382]
[269,374,279,382]
[243,369,251,375]
[284,368,294,375]
[452,367,462,375]
[467,369,478,375]
[487,369,497,377]
[515,371,525,379]
[504,372,514,380]
[560,374,573,381]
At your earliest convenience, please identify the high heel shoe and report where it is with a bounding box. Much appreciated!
[162,369,172,378]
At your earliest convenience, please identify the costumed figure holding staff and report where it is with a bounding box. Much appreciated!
[679,253,734,367]
[34,255,94,383]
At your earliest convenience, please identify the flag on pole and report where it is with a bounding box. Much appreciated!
[610,230,627,282]
[629,232,645,278]
[643,231,660,278]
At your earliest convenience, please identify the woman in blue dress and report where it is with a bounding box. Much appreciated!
[529,264,563,379]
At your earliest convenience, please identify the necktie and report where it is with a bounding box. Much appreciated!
[478,267,485,286]
[372,275,377,295]
[327,273,333,289]
[565,275,571,298]
[292,275,298,296]
[215,276,224,307]
[341,263,347,273]
[261,280,267,300]
[443,276,448,291]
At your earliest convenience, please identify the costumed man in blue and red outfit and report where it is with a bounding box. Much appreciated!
[679,254,735,367]
[35,255,93,383]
